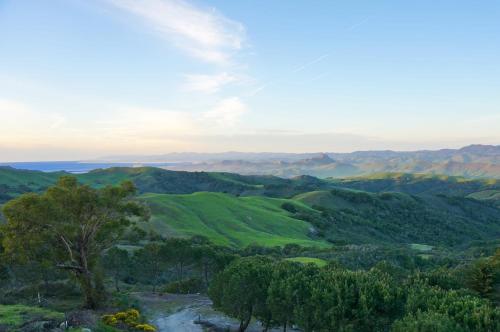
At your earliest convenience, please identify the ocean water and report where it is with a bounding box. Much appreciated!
[0,161,177,173]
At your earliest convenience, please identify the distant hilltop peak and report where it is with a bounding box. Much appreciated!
[458,144,500,154]
[315,153,335,161]
[302,153,335,165]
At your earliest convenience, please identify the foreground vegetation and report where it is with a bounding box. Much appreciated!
[210,253,500,331]
[0,304,64,331]
[0,168,499,331]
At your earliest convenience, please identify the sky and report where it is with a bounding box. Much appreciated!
[0,0,499,161]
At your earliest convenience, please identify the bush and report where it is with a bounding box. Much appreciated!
[94,322,121,332]
[163,278,203,294]
[102,309,156,332]
[112,292,141,311]
[281,202,297,213]
[391,311,463,332]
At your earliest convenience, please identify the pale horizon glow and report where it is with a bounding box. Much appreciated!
[0,0,499,161]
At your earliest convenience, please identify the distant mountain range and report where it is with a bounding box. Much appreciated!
[94,144,500,178]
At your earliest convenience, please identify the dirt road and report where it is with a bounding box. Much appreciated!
[135,293,297,332]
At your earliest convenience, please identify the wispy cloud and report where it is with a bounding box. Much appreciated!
[203,97,247,126]
[106,0,245,65]
[182,72,238,94]
[0,98,30,114]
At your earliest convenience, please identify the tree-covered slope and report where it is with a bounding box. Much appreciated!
[140,192,325,248]
[293,188,500,247]
[0,167,64,203]
[330,172,499,196]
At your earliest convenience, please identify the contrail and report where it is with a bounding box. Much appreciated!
[248,54,330,97]
[347,17,370,31]
[292,54,330,73]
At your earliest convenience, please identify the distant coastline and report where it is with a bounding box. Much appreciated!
[0,162,179,173]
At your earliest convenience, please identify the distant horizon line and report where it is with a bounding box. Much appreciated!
[0,143,498,163]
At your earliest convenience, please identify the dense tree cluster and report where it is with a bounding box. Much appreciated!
[209,256,500,332]
[101,237,236,294]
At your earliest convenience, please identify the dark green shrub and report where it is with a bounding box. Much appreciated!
[281,202,297,213]
[163,278,203,294]
[391,311,463,332]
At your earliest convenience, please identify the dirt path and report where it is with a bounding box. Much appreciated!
[135,293,297,332]
[155,307,203,332]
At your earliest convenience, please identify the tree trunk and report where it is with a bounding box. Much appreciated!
[78,272,97,309]
[239,307,253,332]
[262,319,271,332]
[94,271,106,303]
[203,262,210,289]
[283,321,287,332]
[114,274,120,292]
[43,270,50,292]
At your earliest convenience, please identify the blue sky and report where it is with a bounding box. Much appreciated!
[0,0,499,161]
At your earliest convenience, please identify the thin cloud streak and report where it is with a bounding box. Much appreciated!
[248,54,330,97]
[347,17,371,31]
[105,0,245,65]
[291,54,330,73]
[182,72,238,94]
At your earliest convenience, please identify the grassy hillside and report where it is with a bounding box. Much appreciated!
[285,257,328,267]
[141,192,326,248]
[140,187,500,249]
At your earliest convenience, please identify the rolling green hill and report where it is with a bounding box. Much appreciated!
[138,187,500,248]
[140,192,325,248]
[1,166,499,250]
[137,186,500,249]
[0,166,335,203]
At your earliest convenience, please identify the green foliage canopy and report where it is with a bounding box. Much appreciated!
[1,176,148,308]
